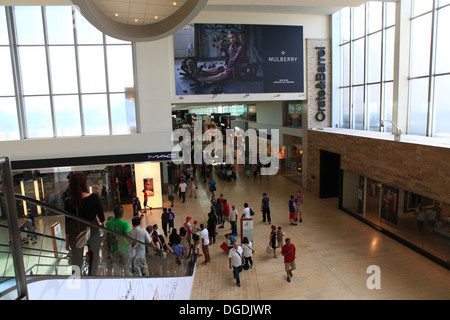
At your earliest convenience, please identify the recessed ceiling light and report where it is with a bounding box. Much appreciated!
[134,18,139,22]
[114,13,119,17]
[173,2,177,5]
[154,16,158,19]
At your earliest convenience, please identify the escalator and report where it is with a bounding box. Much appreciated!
[0,156,196,300]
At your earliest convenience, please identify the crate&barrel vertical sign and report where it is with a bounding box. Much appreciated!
[307,40,331,128]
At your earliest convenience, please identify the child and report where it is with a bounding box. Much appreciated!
[132,195,142,217]
[168,208,175,234]
[289,195,297,226]
[277,226,285,248]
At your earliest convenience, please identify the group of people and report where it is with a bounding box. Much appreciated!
[165,180,196,207]
[414,201,442,233]
[252,190,304,284]
[227,229,296,286]
[64,172,193,277]
[181,216,211,265]
[215,164,236,181]
[204,185,305,286]
[64,169,305,285]
[103,206,195,276]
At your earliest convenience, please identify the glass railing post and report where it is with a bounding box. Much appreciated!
[0,157,28,299]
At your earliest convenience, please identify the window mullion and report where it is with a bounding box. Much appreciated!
[72,7,85,136]
[42,6,56,138]
[363,3,368,131]
[6,7,27,140]
[380,3,386,132]
[132,42,140,133]
[349,7,354,129]
[427,0,438,137]
[103,34,112,135]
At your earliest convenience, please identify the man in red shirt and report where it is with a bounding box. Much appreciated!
[219,199,230,229]
[281,238,296,283]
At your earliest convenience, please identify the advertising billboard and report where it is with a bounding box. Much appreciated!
[174,24,304,96]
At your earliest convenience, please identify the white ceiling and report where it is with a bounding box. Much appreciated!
[91,0,188,25]
[2,0,371,41]
[86,0,369,24]
[3,0,370,21]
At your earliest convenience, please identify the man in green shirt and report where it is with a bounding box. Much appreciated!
[106,205,131,276]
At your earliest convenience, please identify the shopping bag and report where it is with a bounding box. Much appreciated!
[265,245,273,255]
[76,227,91,248]
[220,242,229,252]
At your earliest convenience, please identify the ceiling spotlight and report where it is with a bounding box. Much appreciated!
[154,16,158,19]
[134,18,139,22]
[114,13,119,17]
[173,2,177,6]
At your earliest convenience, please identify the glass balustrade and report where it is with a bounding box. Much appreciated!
[0,156,195,299]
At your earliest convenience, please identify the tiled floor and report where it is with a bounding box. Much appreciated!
[136,167,449,300]
[10,166,449,300]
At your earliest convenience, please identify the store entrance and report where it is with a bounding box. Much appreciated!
[319,150,340,198]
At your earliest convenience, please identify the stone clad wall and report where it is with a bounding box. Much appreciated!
[307,129,450,204]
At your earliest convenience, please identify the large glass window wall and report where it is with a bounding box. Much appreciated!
[336,2,396,132]
[0,6,136,141]
[335,0,450,138]
[408,0,450,138]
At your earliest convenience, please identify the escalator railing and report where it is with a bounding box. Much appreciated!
[8,193,195,274]
[0,156,196,300]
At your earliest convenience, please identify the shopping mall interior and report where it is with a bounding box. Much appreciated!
[0,0,449,301]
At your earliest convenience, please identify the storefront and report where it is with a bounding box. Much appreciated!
[341,170,450,268]
[11,157,172,217]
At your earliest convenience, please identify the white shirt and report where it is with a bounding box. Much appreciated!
[200,228,209,245]
[180,182,187,192]
[129,226,152,250]
[242,207,251,219]
[229,246,244,267]
[242,241,253,257]
[230,209,238,222]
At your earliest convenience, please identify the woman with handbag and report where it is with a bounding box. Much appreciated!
[65,172,105,276]
[242,237,254,269]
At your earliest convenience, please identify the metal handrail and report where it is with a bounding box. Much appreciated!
[0,156,28,299]
[25,264,71,276]
[13,193,158,251]
[0,156,197,300]
[0,243,68,259]
[1,192,194,267]
[3,193,195,263]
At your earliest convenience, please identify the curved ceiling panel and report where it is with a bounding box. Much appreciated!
[72,0,208,42]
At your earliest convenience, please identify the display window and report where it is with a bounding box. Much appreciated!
[341,170,450,267]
